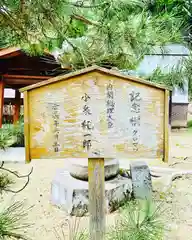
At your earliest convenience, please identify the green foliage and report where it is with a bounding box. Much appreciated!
[0,127,13,150]
[0,0,182,70]
[187,120,192,128]
[145,0,192,46]
[146,65,184,90]
[58,12,182,70]
[183,54,192,98]
[0,201,31,240]
[0,121,24,150]
[107,200,164,240]
[55,200,165,239]
[0,118,30,240]
[120,63,186,91]
[0,173,14,194]
[11,122,24,146]
[150,52,192,98]
[146,0,191,24]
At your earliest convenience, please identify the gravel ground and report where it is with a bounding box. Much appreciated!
[162,174,192,240]
[157,129,192,240]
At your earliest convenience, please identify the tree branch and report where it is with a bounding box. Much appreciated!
[72,13,99,26]
[40,6,89,68]
[0,162,33,194]
[0,5,33,43]
[70,1,107,8]
[20,0,25,13]
[0,165,33,179]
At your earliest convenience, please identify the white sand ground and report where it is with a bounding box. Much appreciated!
[0,129,192,240]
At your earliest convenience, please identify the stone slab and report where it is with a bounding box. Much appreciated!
[51,169,132,216]
[130,161,152,200]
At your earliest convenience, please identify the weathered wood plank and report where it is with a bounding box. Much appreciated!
[25,71,165,160]
[88,158,105,240]
[164,89,170,162]
[23,91,30,163]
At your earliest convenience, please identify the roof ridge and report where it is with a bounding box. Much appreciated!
[20,65,170,92]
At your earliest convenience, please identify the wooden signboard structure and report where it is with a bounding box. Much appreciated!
[20,65,170,239]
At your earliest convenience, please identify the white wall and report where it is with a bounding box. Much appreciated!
[4,89,23,99]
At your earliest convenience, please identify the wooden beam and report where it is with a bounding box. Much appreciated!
[4,79,46,85]
[3,74,50,86]
[3,98,23,105]
[2,75,50,87]
[13,90,21,124]
[0,80,4,128]
[3,74,50,80]
[88,158,105,240]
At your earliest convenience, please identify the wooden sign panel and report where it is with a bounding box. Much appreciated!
[22,68,168,161]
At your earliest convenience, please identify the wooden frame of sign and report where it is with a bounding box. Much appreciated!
[20,65,170,239]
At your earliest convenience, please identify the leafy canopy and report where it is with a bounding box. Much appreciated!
[0,0,183,70]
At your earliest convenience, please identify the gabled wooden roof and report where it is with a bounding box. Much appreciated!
[0,47,51,59]
[0,47,63,85]
[20,65,170,92]
[0,47,21,59]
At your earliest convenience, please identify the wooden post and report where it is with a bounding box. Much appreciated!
[88,158,105,240]
[13,90,21,124]
[0,80,4,128]
[164,89,169,162]
[23,91,30,163]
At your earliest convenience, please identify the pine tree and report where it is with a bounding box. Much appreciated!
[0,0,183,70]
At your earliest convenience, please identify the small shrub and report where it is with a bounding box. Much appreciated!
[109,198,129,213]
[0,173,15,194]
[0,149,32,240]
[0,128,13,150]
[0,121,25,149]
[11,122,24,147]
[107,200,165,240]
[0,201,31,240]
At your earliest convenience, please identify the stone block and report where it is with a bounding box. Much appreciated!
[51,169,132,216]
[68,158,119,181]
[130,161,152,200]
